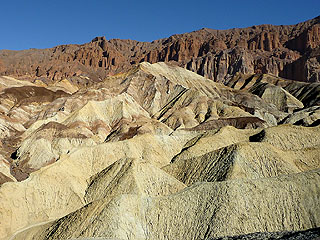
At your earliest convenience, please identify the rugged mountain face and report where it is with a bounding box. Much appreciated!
[1,16,320,84]
[0,62,319,240]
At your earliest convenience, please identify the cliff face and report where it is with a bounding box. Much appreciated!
[1,16,320,84]
[1,15,320,240]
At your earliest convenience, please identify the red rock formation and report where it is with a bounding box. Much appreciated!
[0,16,319,84]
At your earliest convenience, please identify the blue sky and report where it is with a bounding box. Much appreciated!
[1,0,319,50]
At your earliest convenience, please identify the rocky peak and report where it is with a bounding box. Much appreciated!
[0,16,320,86]
[91,36,107,42]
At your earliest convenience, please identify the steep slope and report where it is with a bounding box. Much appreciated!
[0,16,319,84]
[0,133,192,239]
[2,62,284,183]
[212,228,320,240]
[225,73,320,108]
[164,125,320,185]
[103,62,287,126]
[12,169,320,240]
[0,62,319,240]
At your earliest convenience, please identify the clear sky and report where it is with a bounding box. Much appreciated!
[1,0,319,50]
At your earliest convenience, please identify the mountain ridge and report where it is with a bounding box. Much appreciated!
[0,16,320,240]
[1,16,320,84]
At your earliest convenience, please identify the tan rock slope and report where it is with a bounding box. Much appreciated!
[11,170,320,239]
[0,62,319,240]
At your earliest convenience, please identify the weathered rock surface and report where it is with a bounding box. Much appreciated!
[164,125,320,185]
[12,169,320,240]
[0,17,320,84]
[0,133,192,239]
[225,73,320,107]
[0,62,319,240]
[281,106,320,126]
[212,227,320,240]
[2,62,289,182]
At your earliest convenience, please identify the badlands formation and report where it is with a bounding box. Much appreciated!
[0,17,320,240]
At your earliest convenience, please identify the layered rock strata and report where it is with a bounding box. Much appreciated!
[0,17,319,84]
[0,63,319,240]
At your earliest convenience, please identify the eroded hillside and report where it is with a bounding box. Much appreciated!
[0,62,319,240]
[0,16,320,85]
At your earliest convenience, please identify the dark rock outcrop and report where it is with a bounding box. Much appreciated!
[212,227,320,240]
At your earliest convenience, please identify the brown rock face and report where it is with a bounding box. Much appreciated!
[280,47,320,82]
[1,16,320,84]
[285,24,320,53]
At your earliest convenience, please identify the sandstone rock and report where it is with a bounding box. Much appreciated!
[0,17,320,84]
[0,133,193,239]
[0,62,319,240]
[0,62,313,185]
[248,82,304,112]
[164,125,320,185]
[0,156,16,184]
[280,106,320,126]
[249,124,320,150]
[225,73,320,107]
[12,169,320,239]
[212,227,320,240]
